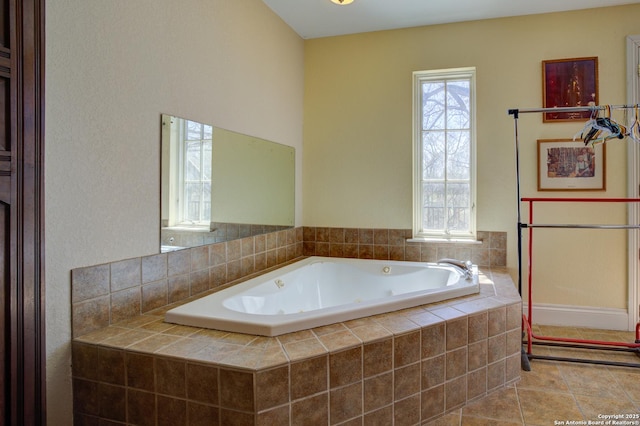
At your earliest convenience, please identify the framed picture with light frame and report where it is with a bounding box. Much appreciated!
[537,138,605,191]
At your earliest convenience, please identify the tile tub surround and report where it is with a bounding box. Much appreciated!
[72,227,304,338]
[302,228,507,268]
[71,227,506,339]
[71,267,521,425]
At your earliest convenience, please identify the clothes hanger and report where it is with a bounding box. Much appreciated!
[573,107,601,145]
[576,105,626,145]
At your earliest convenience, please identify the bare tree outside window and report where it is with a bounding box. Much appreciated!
[183,120,212,224]
[414,68,476,239]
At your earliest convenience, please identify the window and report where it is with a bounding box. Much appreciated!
[180,120,212,225]
[412,67,476,240]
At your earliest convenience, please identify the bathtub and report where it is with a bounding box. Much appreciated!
[165,256,479,336]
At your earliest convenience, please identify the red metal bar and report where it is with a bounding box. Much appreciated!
[522,197,640,203]
[521,198,640,359]
[527,200,534,330]
[529,332,640,349]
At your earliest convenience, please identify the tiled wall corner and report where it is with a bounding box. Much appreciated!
[71,226,507,339]
[71,227,304,338]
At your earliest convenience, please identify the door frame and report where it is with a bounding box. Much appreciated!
[626,34,640,331]
[6,0,46,424]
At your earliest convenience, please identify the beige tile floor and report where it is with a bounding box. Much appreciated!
[428,325,640,425]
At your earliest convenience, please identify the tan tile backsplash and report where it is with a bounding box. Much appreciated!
[71,227,506,339]
[71,226,516,425]
[303,227,506,267]
[71,228,304,338]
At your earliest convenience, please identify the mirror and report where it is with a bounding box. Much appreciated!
[161,114,295,252]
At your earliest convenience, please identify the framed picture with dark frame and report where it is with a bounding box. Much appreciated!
[542,57,599,122]
[537,139,605,191]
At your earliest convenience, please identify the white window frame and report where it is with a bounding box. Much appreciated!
[412,67,477,241]
[176,119,212,227]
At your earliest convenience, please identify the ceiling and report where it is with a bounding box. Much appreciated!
[262,0,640,39]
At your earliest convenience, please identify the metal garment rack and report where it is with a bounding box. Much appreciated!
[509,105,640,369]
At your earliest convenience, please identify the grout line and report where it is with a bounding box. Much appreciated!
[512,384,527,425]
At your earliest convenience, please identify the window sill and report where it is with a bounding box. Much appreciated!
[407,237,482,245]
[162,226,212,233]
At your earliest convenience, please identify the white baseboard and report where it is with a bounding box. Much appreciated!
[523,303,631,331]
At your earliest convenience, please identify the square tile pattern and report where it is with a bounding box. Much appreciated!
[71,227,515,425]
[70,224,640,424]
[435,325,640,425]
[71,227,507,339]
[72,269,521,425]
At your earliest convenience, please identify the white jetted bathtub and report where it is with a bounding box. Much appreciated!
[165,256,479,336]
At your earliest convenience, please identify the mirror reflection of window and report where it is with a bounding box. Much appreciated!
[182,120,212,225]
[160,113,295,252]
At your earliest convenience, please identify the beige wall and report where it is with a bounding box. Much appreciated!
[44,1,640,424]
[45,1,304,424]
[303,5,640,309]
